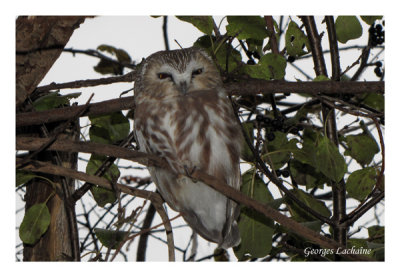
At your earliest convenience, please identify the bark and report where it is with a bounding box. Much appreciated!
[17,15,88,261]
[22,122,80,261]
[16,16,89,107]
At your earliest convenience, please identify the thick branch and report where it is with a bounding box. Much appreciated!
[16,81,384,128]
[16,138,373,261]
[224,80,383,96]
[16,136,163,168]
[16,96,135,127]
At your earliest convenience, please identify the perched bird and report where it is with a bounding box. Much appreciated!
[133,47,242,248]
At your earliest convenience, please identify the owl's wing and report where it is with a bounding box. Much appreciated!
[134,128,183,211]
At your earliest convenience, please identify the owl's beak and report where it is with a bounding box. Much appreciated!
[178,81,188,95]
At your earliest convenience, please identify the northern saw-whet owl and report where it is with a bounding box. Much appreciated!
[133,47,242,248]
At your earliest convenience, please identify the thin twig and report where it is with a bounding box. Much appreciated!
[34,70,137,93]
[162,16,170,51]
[17,157,176,261]
[63,48,136,69]
[136,203,157,261]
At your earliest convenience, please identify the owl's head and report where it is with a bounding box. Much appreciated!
[134,47,223,101]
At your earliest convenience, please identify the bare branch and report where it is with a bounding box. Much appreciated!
[16,138,374,261]
[17,157,176,261]
[16,80,384,128]
[16,96,135,127]
[35,70,137,93]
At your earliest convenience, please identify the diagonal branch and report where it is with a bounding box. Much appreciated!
[17,157,176,261]
[16,137,374,261]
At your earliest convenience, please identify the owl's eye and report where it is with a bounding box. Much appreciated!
[191,68,203,77]
[158,73,172,80]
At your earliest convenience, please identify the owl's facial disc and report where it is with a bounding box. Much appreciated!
[156,61,204,95]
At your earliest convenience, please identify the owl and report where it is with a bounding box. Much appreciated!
[133,47,242,249]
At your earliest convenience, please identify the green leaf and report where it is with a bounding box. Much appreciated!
[94,59,124,75]
[90,186,118,208]
[264,131,298,169]
[245,38,264,56]
[313,74,330,82]
[234,170,275,260]
[285,188,331,223]
[19,203,51,245]
[86,155,121,181]
[176,16,214,35]
[347,238,368,248]
[94,44,132,75]
[293,128,319,168]
[86,154,120,207]
[193,34,213,49]
[335,16,363,44]
[89,112,130,144]
[193,35,242,73]
[97,44,132,64]
[285,21,310,57]
[16,170,37,187]
[346,167,376,201]
[367,241,384,261]
[344,133,380,166]
[226,16,269,40]
[348,238,384,260]
[290,160,328,190]
[360,16,383,25]
[368,225,384,243]
[243,53,287,80]
[362,93,384,112]
[214,43,242,73]
[32,91,81,111]
[315,136,347,182]
[94,228,129,249]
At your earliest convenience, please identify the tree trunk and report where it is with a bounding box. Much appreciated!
[22,123,80,261]
[16,15,89,261]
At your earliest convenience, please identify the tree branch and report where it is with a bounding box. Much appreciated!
[162,16,170,51]
[34,70,137,93]
[223,80,383,96]
[16,157,176,261]
[16,138,373,261]
[16,136,163,168]
[63,48,136,70]
[136,203,157,261]
[302,15,346,248]
[16,96,135,127]
[16,80,384,128]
